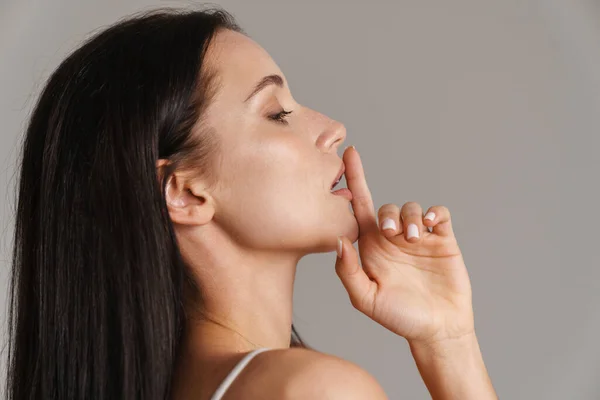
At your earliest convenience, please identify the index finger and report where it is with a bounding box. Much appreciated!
[343,146,378,235]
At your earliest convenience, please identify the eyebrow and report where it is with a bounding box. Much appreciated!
[243,74,284,103]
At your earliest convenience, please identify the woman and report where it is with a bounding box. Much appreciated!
[5,6,497,400]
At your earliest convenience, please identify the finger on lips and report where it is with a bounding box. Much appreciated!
[343,146,453,241]
[343,146,378,234]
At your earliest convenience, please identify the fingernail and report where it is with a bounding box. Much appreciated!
[424,212,436,221]
[407,224,419,239]
[344,145,355,151]
[336,236,343,258]
[381,218,396,231]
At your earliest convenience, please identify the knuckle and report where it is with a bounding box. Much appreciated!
[349,295,362,311]
[401,201,422,216]
[354,195,372,207]
[431,205,450,218]
[378,203,399,216]
[379,203,398,211]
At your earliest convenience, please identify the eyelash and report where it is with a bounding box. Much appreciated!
[268,109,293,125]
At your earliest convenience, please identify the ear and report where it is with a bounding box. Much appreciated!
[156,159,215,226]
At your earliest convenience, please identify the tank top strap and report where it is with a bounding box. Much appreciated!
[210,348,272,400]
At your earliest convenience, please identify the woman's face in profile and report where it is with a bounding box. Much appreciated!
[199,29,358,254]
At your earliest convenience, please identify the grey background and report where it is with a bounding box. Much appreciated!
[1,0,599,398]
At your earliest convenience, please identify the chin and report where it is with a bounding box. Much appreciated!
[346,221,360,242]
[309,220,359,254]
[335,215,359,243]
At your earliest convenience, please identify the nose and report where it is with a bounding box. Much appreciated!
[318,120,347,153]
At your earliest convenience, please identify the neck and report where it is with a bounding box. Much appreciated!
[170,224,308,400]
[180,227,304,357]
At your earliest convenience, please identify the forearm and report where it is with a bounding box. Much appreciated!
[408,332,497,400]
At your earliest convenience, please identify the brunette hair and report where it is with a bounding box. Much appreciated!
[5,6,307,400]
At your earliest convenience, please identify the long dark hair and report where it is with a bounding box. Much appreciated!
[6,6,308,400]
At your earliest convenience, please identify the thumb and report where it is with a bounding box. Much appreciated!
[334,236,376,313]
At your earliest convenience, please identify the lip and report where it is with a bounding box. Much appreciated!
[331,187,353,201]
[330,162,346,190]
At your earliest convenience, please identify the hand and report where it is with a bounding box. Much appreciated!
[334,146,475,346]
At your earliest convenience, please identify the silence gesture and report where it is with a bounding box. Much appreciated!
[334,146,474,347]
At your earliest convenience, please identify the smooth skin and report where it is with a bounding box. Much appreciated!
[335,146,498,399]
[165,28,374,400]
[164,28,496,399]
[336,146,473,345]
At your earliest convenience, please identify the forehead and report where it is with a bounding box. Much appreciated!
[206,29,283,96]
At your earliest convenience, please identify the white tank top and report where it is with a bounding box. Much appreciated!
[210,348,272,400]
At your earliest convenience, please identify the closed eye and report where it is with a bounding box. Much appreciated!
[269,109,293,125]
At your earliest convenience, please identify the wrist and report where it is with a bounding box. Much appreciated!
[408,331,479,359]
[408,332,497,400]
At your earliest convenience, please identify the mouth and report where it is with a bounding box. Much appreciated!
[330,162,346,191]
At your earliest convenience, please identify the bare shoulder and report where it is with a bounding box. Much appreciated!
[276,348,389,400]
[223,347,388,400]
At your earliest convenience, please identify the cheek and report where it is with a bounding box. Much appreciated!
[237,139,310,197]
[221,144,325,245]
